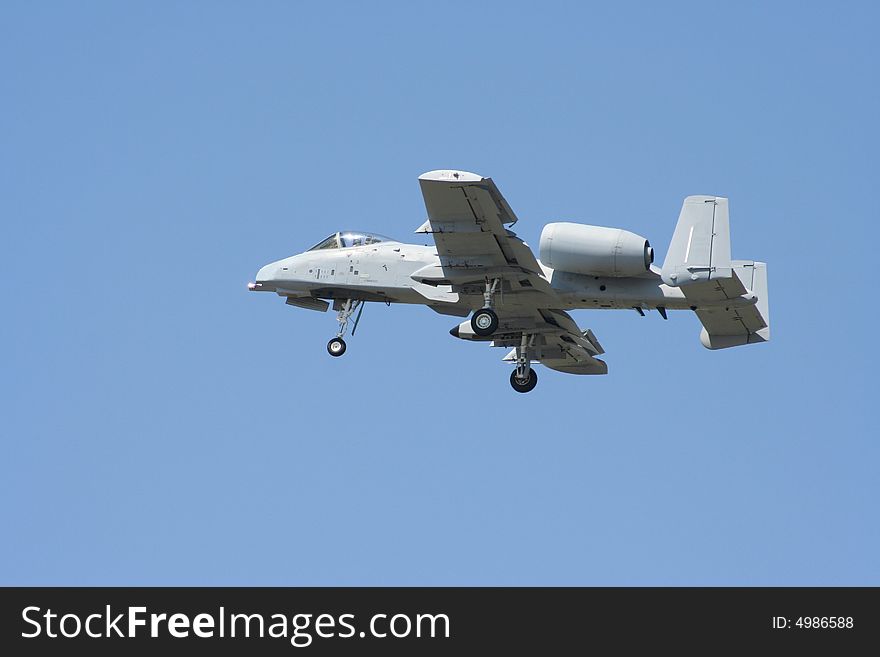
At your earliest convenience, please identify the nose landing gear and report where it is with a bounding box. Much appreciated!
[327,337,347,357]
[327,299,363,357]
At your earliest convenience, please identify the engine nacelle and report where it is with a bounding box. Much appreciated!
[539,222,654,277]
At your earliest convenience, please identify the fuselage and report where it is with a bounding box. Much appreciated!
[251,234,697,314]
[253,240,448,305]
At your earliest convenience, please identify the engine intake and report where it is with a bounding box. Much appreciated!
[539,222,653,277]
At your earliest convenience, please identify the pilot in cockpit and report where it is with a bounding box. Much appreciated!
[308,232,396,250]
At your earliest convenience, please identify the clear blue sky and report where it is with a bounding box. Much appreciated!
[2,1,877,585]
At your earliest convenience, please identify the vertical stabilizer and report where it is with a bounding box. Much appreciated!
[662,196,732,286]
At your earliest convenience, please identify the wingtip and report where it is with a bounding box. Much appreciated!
[419,169,484,183]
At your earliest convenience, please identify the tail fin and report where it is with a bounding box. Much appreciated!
[753,261,770,342]
[663,195,770,350]
[662,196,732,286]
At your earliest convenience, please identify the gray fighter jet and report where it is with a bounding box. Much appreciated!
[249,170,770,392]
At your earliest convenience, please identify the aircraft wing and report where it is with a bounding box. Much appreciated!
[414,170,555,296]
[492,307,608,375]
[418,170,607,375]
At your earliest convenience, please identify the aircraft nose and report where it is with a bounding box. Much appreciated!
[249,264,278,292]
[256,264,273,281]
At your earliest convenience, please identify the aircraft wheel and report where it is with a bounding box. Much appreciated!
[471,308,499,336]
[327,337,347,357]
[510,369,538,393]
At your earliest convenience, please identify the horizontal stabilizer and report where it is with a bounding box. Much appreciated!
[697,261,770,349]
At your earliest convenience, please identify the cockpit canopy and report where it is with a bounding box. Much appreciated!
[308,231,398,251]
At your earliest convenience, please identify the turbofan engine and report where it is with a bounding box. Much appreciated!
[539,222,654,277]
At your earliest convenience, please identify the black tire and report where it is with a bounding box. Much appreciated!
[327,337,347,357]
[471,308,499,336]
[510,369,538,393]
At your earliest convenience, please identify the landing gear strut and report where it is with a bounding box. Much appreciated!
[327,299,363,357]
[470,278,501,336]
[510,334,538,393]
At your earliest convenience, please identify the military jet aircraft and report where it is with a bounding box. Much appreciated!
[249,170,770,392]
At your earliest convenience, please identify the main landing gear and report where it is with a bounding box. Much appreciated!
[510,334,538,393]
[510,369,538,393]
[471,308,498,336]
[470,278,501,337]
[327,299,363,358]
